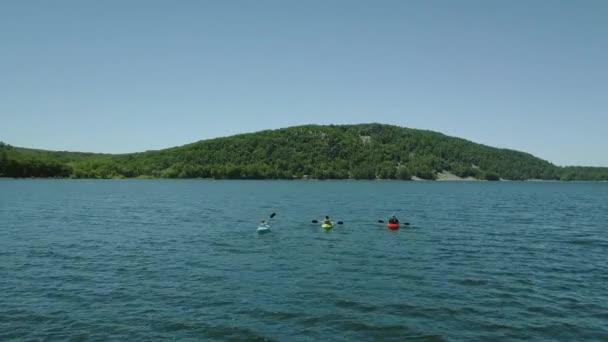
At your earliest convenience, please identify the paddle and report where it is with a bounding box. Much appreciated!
[378,219,410,225]
[260,213,276,227]
[267,212,276,221]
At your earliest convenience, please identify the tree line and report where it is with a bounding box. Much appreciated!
[2,124,607,181]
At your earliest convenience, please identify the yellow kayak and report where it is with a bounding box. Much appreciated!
[321,223,333,229]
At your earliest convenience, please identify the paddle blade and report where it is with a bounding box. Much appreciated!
[337,221,343,225]
[404,222,410,225]
[311,220,318,223]
[377,220,384,223]
[270,213,276,218]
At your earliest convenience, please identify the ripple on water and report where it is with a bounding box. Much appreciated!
[1,180,608,341]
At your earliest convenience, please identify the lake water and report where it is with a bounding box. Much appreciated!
[1,180,607,341]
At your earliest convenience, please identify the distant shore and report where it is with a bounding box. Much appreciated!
[3,124,607,181]
[2,176,606,182]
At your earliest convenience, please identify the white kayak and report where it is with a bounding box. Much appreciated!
[257,225,271,233]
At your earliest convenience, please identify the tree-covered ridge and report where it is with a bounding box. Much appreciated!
[559,166,608,181]
[1,124,607,180]
[0,142,90,178]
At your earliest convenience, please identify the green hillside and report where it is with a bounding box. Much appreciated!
[1,124,607,180]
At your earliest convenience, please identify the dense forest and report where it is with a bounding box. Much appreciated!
[1,124,607,180]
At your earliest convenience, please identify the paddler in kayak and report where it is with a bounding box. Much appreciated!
[322,216,333,227]
[386,214,400,230]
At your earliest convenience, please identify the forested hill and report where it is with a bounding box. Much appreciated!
[1,124,607,180]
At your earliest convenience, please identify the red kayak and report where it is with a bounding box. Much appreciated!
[387,223,399,230]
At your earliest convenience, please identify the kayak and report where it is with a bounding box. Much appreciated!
[387,223,399,230]
[321,223,333,229]
[257,225,271,233]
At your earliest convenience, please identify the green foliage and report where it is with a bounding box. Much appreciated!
[0,142,73,178]
[415,168,437,180]
[376,161,397,180]
[559,167,608,181]
[2,125,608,180]
[396,166,412,180]
[483,171,500,181]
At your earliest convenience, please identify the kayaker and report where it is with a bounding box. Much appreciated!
[260,220,269,227]
[388,215,399,224]
[322,216,332,226]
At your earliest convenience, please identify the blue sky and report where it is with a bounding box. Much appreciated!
[1,1,606,166]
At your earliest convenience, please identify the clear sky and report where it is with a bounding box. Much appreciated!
[1,1,606,166]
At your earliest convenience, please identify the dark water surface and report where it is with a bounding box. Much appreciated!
[1,180,607,341]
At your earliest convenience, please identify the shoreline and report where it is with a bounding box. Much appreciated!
[1,177,605,182]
